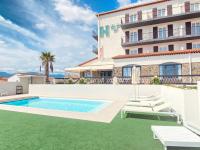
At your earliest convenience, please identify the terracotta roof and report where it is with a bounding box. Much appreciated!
[78,57,98,66]
[112,49,200,59]
[97,0,170,17]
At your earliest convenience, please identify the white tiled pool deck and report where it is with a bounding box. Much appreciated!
[0,95,126,123]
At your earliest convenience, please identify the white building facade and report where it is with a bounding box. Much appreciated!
[66,0,200,84]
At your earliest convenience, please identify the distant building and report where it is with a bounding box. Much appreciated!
[8,73,46,93]
[0,77,8,83]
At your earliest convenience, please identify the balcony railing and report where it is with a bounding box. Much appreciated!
[121,3,200,29]
[92,30,98,41]
[92,45,98,55]
[121,26,200,47]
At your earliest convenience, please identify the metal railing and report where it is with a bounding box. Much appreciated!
[92,45,98,55]
[121,26,200,45]
[86,77,113,84]
[121,4,200,25]
[92,30,98,41]
[117,77,132,84]
[140,75,200,85]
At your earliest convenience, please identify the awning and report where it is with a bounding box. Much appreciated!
[65,64,114,72]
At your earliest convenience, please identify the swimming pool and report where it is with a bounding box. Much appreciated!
[0,97,109,113]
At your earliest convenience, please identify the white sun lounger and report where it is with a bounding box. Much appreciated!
[121,103,181,124]
[129,95,161,102]
[151,126,200,150]
[126,99,164,107]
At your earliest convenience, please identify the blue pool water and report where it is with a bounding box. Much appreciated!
[0,97,109,113]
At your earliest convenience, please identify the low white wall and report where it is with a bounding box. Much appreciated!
[0,82,22,95]
[161,86,185,116]
[184,89,200,132]
[29,84,161,101]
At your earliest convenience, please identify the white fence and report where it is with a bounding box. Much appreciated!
[0,82,22,95]
[29,84,161,101]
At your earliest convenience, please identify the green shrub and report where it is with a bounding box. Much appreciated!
[151,76,160,85]
[79,78,87,84]
[66,78,73,84]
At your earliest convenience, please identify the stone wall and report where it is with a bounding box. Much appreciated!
[113,67,122,77]
[182,63,190,75]
[140,65,159,76]
[192,62,200,74]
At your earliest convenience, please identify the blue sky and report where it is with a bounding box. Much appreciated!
[0,0,146,73]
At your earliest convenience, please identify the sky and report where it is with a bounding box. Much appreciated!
[0,0,150,73]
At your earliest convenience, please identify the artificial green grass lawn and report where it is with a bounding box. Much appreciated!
[0,110,177,150]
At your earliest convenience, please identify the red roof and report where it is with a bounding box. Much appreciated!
[78,57,98,66]
[97,0,170,17]
[112,49,200,59]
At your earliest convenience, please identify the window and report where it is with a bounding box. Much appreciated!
[157,8,166,17]
[130,32,138,42]
[158,27,167,39]
[193,43,200,49]
[130,14,137,22]
[125,49,130,55]
[192,23,200,35]
[83,72,92,78]
[138,48,143,54]
[100,71,112,77]
[168,45,174,51]
[159,46,167,52]
[160,64,181,76]
[123,67,132,77]
[186,43,192,49]
[130,49,138,55]
[153,46,158,52]
[191,3,200,12]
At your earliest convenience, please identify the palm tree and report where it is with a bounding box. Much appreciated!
[40,51,55,83]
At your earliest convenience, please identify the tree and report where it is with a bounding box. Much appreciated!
[40,51,55,83]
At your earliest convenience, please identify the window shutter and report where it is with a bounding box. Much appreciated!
[138,29,143,41]
[125,31,130,43]
[168,24,173,37]
[152,8,157,18]
[153,46,158,52]
[153,27,158,39]
[138,48,143,54]
[137,11,142,21]
[125,14,129,24]
[185,22,191,35]
[168,45,174,51]
[186,43,192,49]
[185,1,190,13]
[125,49,130,55]
[167,5,173,16]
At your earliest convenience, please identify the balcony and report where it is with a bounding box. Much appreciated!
[92,30,98,41]
[121,4,200,29]
[121,27,200,47]
[92,45,98,55]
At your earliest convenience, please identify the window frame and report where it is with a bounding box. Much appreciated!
[159,63,182,76]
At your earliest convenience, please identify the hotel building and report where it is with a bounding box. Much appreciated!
[65,0,200,84]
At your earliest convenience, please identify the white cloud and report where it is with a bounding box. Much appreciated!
[0,0,96,72]
[117,0,131,7]
[54,0,96,25]
[0,36,40,72]
[0,16,41,41]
